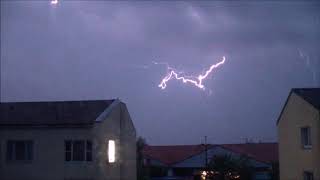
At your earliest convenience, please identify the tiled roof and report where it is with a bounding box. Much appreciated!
[221,143,278,163]
[143,144,211,165]
[143,143,278,165]
[0,100,114,127]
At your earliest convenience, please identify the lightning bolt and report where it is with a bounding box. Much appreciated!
[158,56,226,90]
[298,48,318,86]
[51,0,58,5]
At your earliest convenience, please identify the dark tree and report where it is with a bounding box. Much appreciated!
[137,137,148,180]
[207,154,254,180]
[233,155,254,180]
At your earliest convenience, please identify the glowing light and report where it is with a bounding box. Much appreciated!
[50,0,58,5]
[108,140,115,163]
[201,171,207,180]
[158,56,226,90]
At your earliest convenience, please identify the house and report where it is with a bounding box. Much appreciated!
[277,88,320,180]
[143,143,278,180]
[0,99,137,180]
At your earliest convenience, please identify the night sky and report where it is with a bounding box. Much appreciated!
[1,1,320,145]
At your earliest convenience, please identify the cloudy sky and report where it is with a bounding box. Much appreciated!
[1,1,320,145]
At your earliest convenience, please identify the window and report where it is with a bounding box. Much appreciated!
[6,140,33,161]
[65,141,72,161]
[301,127,312,149]
[303,171,314,180]
[86,141,92,161]
[65,140,92,162]
[108,140,115,163]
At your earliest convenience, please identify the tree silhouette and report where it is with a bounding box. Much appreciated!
[136,137,148,180]
[207,154,254,180]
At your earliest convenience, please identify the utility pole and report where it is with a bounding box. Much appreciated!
[205,136,208,169]
[201,136,209,180]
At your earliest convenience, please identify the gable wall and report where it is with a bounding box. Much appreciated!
[278,93,320,180]
[93,102,136,180]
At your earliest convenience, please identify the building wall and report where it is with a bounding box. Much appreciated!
[93,102,137,180]
[93,103,122,180]
[0,102,137,180]
[119,102,137,180]
[0,127,95,180]
[278,93,320,180]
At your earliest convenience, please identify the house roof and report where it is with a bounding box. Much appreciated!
[143,144,210,165]
[220,143,278,163]
[292,88,320,110]
[143,143,278,165]
[276,88,320,125]
[0,100,114,127]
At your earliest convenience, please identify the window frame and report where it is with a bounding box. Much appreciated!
[64,140,93,162]
[301,126,312,149]
[6,140,34,163]
[303,171,314,180]
[86,141,92,162]
[65,140,73,162]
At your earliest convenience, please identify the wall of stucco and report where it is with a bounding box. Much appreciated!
[278,93,320,180]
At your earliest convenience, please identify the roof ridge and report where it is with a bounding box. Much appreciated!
[145,144,203,147]
[146,142,277,147]
[292,87,320,90]
[1,99,115,103]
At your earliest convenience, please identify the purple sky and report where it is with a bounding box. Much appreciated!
[1,1,320,145]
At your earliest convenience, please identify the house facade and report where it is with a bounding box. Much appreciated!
[277,88,320,180]
[0,99,136,180]
[143,143,278,180]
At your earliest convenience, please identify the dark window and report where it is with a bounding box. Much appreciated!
[6,140,33,161]
[303,171,313,180]
[86,141,92,161]
[73,141,85,161]
[65,141,72,161]
[64,140,92,162]
[301,127,312,148]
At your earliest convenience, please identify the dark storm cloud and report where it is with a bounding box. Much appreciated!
[1,1,320,144]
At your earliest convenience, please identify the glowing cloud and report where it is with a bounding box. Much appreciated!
[158,56,226,90]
